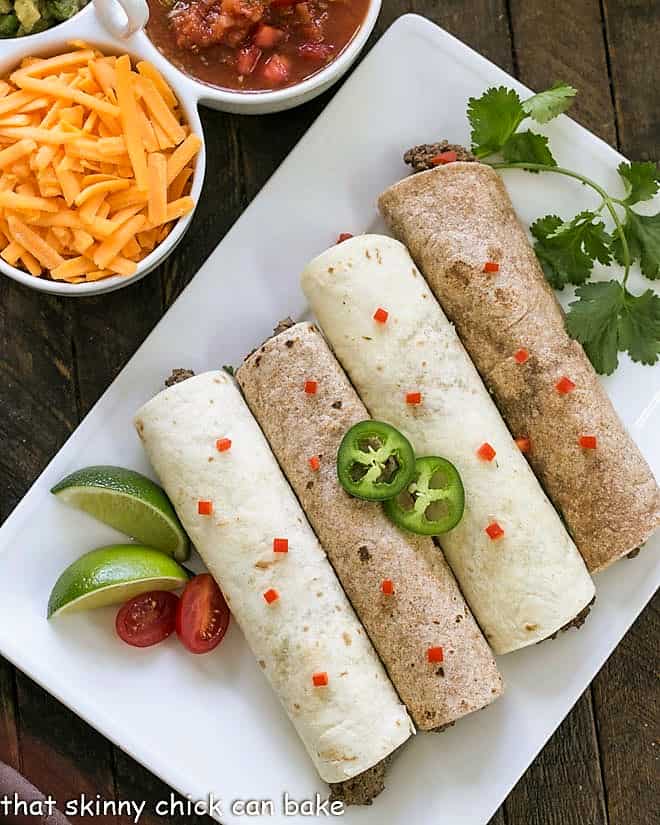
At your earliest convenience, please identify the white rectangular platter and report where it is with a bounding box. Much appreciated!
[0,14,658,825]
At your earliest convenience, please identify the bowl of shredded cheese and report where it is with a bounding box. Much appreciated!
[0,7,206,294]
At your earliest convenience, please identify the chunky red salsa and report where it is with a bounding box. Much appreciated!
[146,0,371,92]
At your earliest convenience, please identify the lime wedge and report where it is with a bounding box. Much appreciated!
[48,544,189,619]
[51,466,189,561]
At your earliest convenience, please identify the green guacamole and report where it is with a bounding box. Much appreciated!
[0,0,88,37]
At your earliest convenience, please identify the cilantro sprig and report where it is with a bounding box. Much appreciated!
[466,84,660,374]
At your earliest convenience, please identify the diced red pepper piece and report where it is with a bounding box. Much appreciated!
[373,307,389,324]
[483,261,500,273]
[216,438,232,453]
[427,646,444,663]
[556,376,576,394]
[263,588,279,605]
[308,455,321,471]
[381,579,394,595]
[514,348,529,364]
[273,538,289,553]
[515,436,531,453]
[236,45,262,77]
[262,54,290,86]
[312,671,329,687]
[198,500,213,516]
[336,232,353,244]
[406,392,422,405]
[304,380,318,395]
[254,24,285,49]
[579,435,597,449]
[298,43,334,61]
[477,442,496,462]
[485,521,504,540]
[431,151,457,165]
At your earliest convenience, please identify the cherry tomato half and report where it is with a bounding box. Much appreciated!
[116,591,179,648]
[176,574,230,655]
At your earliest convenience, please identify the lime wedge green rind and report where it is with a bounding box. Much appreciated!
[48,544,188,619]
[51,465,189,561]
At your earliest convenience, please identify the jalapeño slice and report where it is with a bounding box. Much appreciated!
[337,421,416,501]
[384,456,465,535]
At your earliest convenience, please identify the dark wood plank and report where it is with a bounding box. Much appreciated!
[70,278,163,416]
[505,691,608,825]
[0,282,76,522]
[508,0,616,144]
[15,673,118,825]
[413,0,513,72]
[602,0,660,160]
[0,279,120,821]
[0,659,19,768]
[592,595,659,825]
[584,5,660,824]
[113,750,213,825]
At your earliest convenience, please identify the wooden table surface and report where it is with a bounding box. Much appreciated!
[1,2,658,823]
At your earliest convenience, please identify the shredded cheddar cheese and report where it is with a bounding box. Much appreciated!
[0,43,200,284]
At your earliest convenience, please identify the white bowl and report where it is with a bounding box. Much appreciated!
[0,0,381,295]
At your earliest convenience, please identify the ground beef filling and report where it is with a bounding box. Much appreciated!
[404,141,476,173]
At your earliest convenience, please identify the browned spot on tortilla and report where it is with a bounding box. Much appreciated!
[342,632,352,646]
[320,748,357,762]
[358,546,371,562]
[255,559,276,570]
[258,659,266,669]
[331,400,342,409]
[525,623,539,632]
[285,340,295,348]
[208,456,214,462]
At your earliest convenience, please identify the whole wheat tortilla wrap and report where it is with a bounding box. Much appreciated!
[301,235,596,655]
[135,372,413,787]
[237,322,503,730]
[378,162,660,572]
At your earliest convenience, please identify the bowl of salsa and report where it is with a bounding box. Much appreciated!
[142,0,380,113]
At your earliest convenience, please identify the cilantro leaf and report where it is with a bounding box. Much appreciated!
[612,208,660,279]
[531,211,611,289]
[617,161,660,205]
[468,87,525,158]
[222,364,235,376]
[618,289,660,365]
[502,131,556,166]
[566,281,660,373]
[565,281,623,374]
[521,83,578,124]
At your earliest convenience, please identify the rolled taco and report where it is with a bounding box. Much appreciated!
[301,235,595,655]
[378,162,660,572]
[237,322,503,730]
[135,372,413,790]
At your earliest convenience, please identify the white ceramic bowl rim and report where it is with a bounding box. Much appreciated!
[0,0,381,295]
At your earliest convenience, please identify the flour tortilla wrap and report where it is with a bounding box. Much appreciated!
[237,323,503,730]
[379,163,660,572]
[135,372,413,785]
[301,235,595,655]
